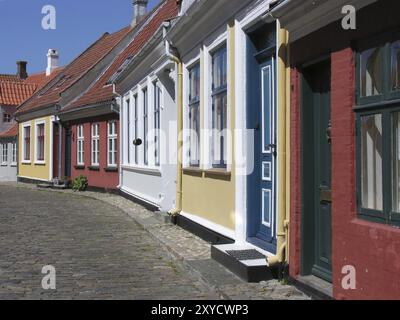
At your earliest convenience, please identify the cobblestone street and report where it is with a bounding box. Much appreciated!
[0,184,308,300]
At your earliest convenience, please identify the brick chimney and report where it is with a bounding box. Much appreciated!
[46,49,59,76]
[16,61,28,79]
[131,0,148,27]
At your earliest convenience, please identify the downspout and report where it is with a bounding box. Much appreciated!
[267,25,289,269]
[285,30,291,264]
[165,38,183,216]
[58,121,62,179]
[112,86,124,190]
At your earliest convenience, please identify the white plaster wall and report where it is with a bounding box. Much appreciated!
[0,140,17,182]
[120,69,178,211]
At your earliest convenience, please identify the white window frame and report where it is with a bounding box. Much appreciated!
[3,113,11,123]
[11,141,17,166]
[77,125,85,166]
[186,60,201,168]
[22,122,31,164]
[153,80,162,167]
[125,97,132,165]
[107,121,118,167]
[34,120,46,164]
[143,86,149,166]
[91,123,100,166]
[204,34,230,171]
[1,143,8,165]
[133,92,139,166]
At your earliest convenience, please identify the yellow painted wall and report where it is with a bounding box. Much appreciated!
[18,116,53,181]
[182,21,236,232]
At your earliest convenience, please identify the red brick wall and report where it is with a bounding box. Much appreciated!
[70,114,119,190]
[331,50,400,300]
[289,2,400,297]
[289,68,301,278]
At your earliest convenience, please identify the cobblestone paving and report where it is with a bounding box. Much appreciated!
[0,183,309,300]
[0,185,220,300]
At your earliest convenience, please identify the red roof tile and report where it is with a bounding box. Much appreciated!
[0,123,18,138]
[0,66,63,108]
[16,26,131,116]
[63,0,178,112]
[0,81,38,106]
[0,74,24,83]
[25,69,63,88]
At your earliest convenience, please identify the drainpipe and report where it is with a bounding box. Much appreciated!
[267,25,289,269]
[57,119,62,180]
[113,86,124,190]
[164,39,183,216]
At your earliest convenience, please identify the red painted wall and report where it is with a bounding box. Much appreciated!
[70,114,119,191]
[289,0,400,300]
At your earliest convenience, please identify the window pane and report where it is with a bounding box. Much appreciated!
[360,47,383,97]
[189,103,200,166]
[393,112,400,212]
[212,93,227,166]
[391,41,400,91]
[361,114,383,211]
[212,46,227,90]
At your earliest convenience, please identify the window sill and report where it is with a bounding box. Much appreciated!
[104,166,118,172]
[88,166,100,171]
[21,161,31,165]
[204,168,230,175]
[74,165,85,170]
[34,162,46,166]
[121,165,161,177]
[1,163,7,167]
[183,166,203,176]
[353,215,400,229]
[10,163,17,167]
[204,168,231,179]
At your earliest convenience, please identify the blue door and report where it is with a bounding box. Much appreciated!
[247,43,277,253]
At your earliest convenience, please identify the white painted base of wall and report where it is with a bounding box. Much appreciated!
[120,185,161,210]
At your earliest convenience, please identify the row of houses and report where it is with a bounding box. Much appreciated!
[1,0,399,299]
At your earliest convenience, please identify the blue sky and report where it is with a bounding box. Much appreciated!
[0,0,160,75]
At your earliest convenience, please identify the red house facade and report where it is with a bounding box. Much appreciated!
[272,0,400,299]
[68,115,119,192]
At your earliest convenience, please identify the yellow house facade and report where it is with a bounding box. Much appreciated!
[18,116,55,182]
[168,0,291,280]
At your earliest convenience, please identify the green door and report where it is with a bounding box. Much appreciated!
[301,60,332,282]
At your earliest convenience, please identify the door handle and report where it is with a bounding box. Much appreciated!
[326,120,332,145]
[133,138,142,146]
[268,144,277,157]
[254,122,260,131]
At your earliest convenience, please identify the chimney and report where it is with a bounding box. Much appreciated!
[46,49,59,76]
[16,61,28,79]
[131,0,148,27]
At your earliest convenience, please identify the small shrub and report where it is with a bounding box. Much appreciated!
[72,175,88,192]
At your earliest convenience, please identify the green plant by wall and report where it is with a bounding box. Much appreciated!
[72,175,88,192]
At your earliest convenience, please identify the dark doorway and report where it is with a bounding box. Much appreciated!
[64,128,71,178]
[301,60,332,282]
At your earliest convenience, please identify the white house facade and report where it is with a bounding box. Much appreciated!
[115,21,178,211]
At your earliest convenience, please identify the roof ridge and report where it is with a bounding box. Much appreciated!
[16,30,127,114]
[62,1,169,111]
[59,27,132,95]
